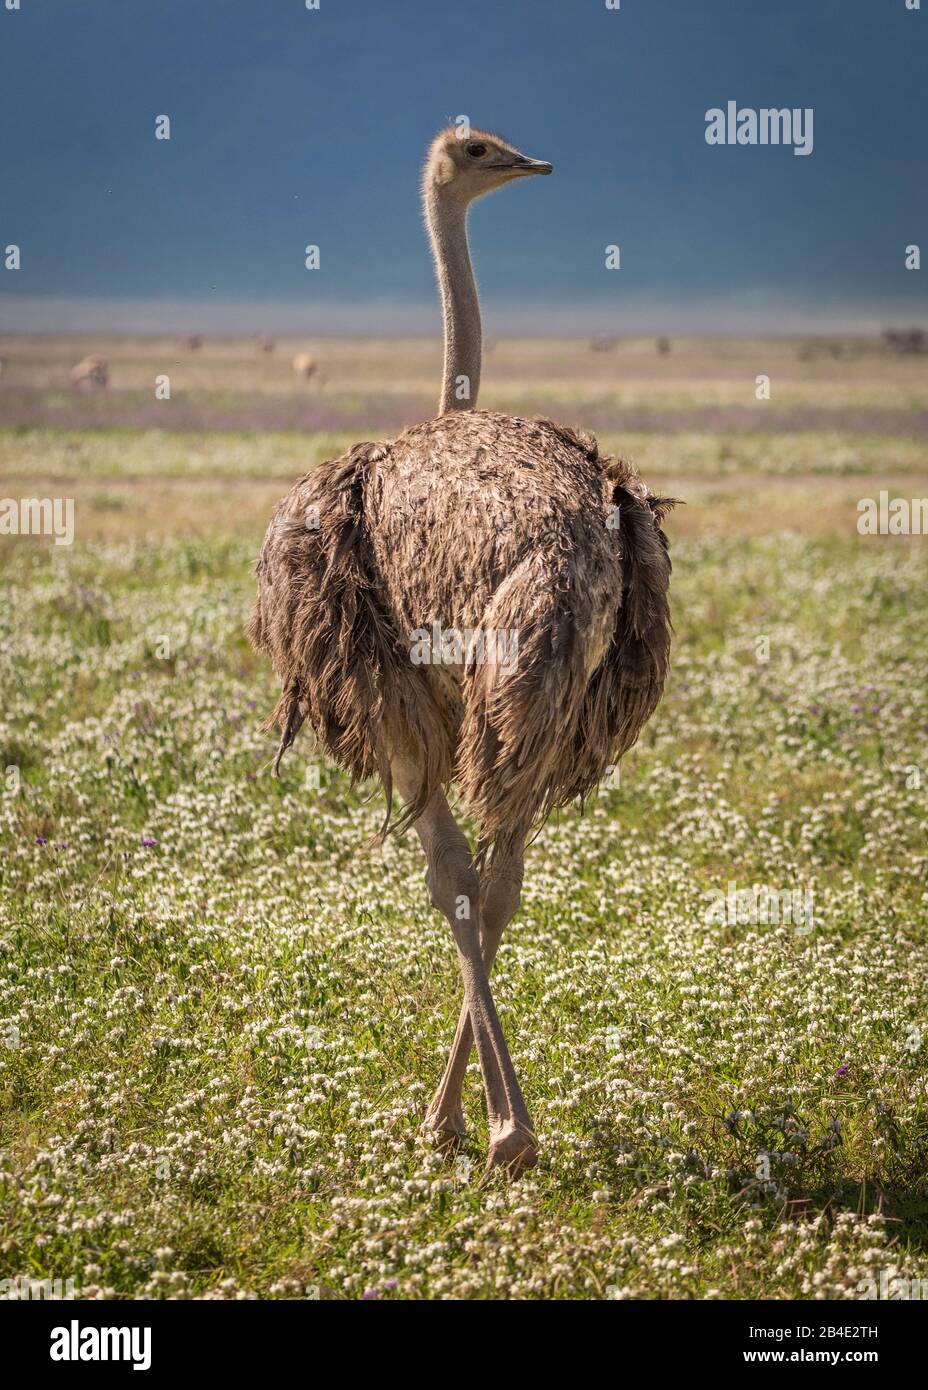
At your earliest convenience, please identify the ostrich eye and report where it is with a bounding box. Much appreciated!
[466,142,487,158]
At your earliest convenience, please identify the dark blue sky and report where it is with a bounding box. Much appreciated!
[1,0,925,333]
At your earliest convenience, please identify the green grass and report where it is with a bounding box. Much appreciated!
[0,427,351,481]
[2,425,927,482]
[1,515,927,1299]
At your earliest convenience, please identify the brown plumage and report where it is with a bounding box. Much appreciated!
[249,126,674,1177]
[249,411,673,849]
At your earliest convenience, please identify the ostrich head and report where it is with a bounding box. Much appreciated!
[423,126,552,203]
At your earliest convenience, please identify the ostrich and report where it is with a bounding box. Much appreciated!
[250,128,673,1178]
[69,355,108,390]
[291,352,317,380]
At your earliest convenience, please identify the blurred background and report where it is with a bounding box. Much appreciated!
[0,0,925,548]
[1,0,926,333]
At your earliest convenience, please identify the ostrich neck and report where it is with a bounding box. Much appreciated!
[425,188,481,414]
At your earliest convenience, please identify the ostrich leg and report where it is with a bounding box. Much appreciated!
[392,758,536,1177]
[424,834,525,1146]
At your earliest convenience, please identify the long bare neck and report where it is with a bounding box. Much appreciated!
[424,186,481,414]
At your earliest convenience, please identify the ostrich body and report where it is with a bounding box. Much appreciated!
[292,352,317,380]
[250,128,673,1177]
[69,355,108,390]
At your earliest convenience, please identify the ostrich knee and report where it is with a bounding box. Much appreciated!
[425,837,480,929]
[480,866,523,944]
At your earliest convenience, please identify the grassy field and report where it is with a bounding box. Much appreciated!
[1,335,927,1299]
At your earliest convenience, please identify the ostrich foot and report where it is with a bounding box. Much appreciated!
[421,1103,468,1150]
[482,1121,538,1182]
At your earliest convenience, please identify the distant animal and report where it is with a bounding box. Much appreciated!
[69,355,108,390]
[183,335,203,352]
[250,127,673,1179]
[257,335,275,354]
[590,333,617,353]
[656,337,672,355]
[883,328,927,356]
[291,352,317,379]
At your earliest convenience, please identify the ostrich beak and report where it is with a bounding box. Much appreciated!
[509,155,553,177]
